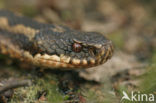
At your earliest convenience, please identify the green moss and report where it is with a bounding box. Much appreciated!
[61,10,73,21]
[10,75,63,103]
[116,50,156,103]
[85,88,118,103]
[43,75,64,103]
[86,89,99,103]
[151,50,156,63]
[117,85,133,103]
[139,50,156,95]
[139,66,156,93]
[21,6,38,17]
[0,54,5,59]
[83,81,119,103]
[108,31,124,49]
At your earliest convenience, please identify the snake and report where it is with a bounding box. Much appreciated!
[0,10,113,69]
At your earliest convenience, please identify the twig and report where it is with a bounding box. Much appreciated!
[0,79,31,94]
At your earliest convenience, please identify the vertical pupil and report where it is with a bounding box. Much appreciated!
[73,43,82,52]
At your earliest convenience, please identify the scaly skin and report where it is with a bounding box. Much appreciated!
[0,10,113,69]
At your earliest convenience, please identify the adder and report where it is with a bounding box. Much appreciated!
[0,10,113,69]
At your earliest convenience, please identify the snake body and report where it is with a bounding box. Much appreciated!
[0,10,113,69]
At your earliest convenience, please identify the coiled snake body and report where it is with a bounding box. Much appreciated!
[0,10,113,69]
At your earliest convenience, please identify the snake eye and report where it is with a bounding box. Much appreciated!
[73,43,82,52]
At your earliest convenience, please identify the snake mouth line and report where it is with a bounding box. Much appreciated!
[33,54,90,69]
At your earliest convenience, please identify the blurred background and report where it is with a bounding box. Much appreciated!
[0,0,155,103]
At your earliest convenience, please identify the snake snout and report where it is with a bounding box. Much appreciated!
[95,41,114,65]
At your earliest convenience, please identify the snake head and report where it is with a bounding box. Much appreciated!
[32,28,113,69]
